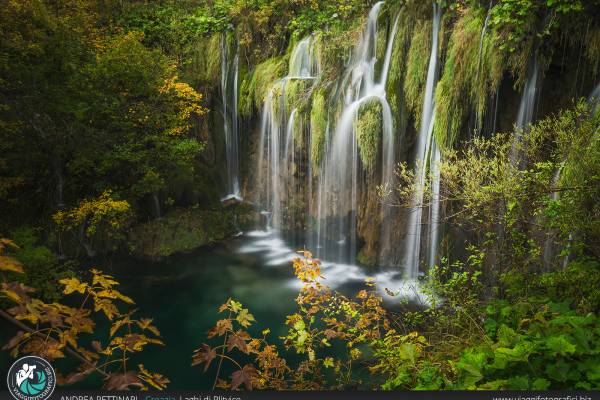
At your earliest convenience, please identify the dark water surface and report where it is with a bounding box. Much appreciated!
[1,230,425,389]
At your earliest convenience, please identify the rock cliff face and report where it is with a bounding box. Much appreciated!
[209,2,600,273]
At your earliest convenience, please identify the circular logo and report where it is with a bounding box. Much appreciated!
[6,356,56,400]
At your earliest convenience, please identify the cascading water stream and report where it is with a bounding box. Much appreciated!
[427,140,441,268]
[474,0,493,136]
[221,34,241,199]
[313,2,400,264]
[256,36,319,231]
[403,3,442,279]
[510,56,540,164]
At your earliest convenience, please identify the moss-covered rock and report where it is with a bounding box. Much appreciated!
[434,6,506,149]
[356,100,382,171]
[404,18,432,132]
[187,33,221,87]
[284,78,311,114]
[239,56,287,115]
[127,203,256,260]
[310,90,327,173]
[386,11,412,141]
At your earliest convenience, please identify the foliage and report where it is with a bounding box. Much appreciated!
[451,299,600,390]
[10,228,74,302]
[127,204,255,260]
[53,190,133,253]
[0,242,167,390]
[434,5,505,149]
[0,1,207,233]
[194,252,395,390]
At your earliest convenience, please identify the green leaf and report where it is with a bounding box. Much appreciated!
[532,378,550,390]
[545,335,576,356]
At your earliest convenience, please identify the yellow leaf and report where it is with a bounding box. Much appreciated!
[0,238,19,252]
[0,256,24,273]
[60,277,87,295]
[137,318,161,337]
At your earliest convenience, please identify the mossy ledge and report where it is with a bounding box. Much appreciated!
[127,203,256,261]
[356,99,383,171]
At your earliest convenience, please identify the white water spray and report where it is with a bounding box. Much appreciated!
[221,34,241,199]
[403,3,442,279]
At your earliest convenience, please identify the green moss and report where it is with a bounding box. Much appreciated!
[310,90,327,173]
[404,19,432,132]
[356,100,382,171]
[434,6,507,149]
[316,25,362,85]
[127,204,255,260]
[387,11,412,137]
[434,7,483,149]
[357,245,377,267]
[284,79,311,114]
[293,111,304,147]
[239,56,287,115]
[188,33,221,86]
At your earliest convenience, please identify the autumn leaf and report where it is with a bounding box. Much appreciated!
[110,317,130,337]
[2,331,28,351]
[22,338,65,360]
[115,334,149,352]
[64,309,95,334]
[323,329,339,340]
[227,330,250,354]
[0,238,19,252]
[58,330,78,348]
[218,301,229,313]
[96,289,134,305]
[0,255,24,273]
[137,318,161,337]
[230,364,257,390]
[92,340,112,356]
[59,363,97,385]
[91,269,119,288]
[103,371,144,390]
[60,277,87,295]
[1,282,34,304]
[229,300,243,314]
[207,319,232,338]
[191,344,217,372]
[93,298,119,320]
[138,364,169,390]
[236,309,255,328]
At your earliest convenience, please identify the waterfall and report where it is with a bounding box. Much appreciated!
[152,192,161,219]
[312,2,400,264]
[402,3,442,279]
[589,81,600,113]
[474,1,493,136]
[257,36,319,231]
[221,34,241,199]
[510,56,540,164]
[427,140,441,268]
